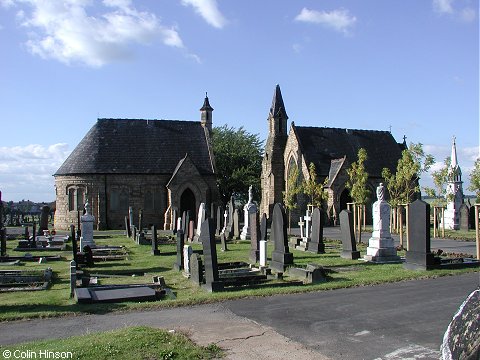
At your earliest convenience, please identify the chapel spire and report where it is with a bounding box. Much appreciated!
[268,84,288,137]
[200,92,213,132]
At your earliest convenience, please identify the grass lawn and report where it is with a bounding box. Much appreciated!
[0,326,223,359]
[0,230,478,322]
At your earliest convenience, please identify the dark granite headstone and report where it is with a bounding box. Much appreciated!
[24,226,29,240]
[220,232,228,251]
[404,199,438,270]
[173,230,185,271]
[190,252,203,286]
[339,210,360,260]
[249,211,260,263]
[76,286,156,304]
[270,203,294,272]
[233,209,240,240]
[200,218,223,291]
[70,225,78,264]
[0,228,6,257]
[83,245,94,266]
[260,213,267,241]
[124,216,131,237]
[32,222,37,248]
[38,206,50,233]
[70,260,76,298]
[308,208,325,253]
[459,204,469,231]
[151,225,160,255]
[172,209,177,233]
[215,206,223,236]
[440,289,480,360]
[469,205,476,230]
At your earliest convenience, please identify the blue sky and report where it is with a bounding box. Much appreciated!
[0,0,478,202]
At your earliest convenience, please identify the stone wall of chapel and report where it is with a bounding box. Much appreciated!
[55,173,219,231]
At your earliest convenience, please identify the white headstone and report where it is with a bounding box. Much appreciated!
[241,185,258,240]
[80,201,96,249]
[304,210,312,239]
[195,203,206,237]
[364,183,400,263]
[298,217,305,238]
[176,217,182,232]
[183,244,193,275]
[259,240,267,266]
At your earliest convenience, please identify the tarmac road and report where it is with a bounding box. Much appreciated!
[0,273,478,359]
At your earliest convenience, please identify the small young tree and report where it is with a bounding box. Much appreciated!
[383,142,434,238]
[424,157,452,206]
[283,165,302,234]
[346,148,370,243]
[302,162,328,209]
[468,158,480,202]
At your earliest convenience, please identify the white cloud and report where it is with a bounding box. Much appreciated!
[295,7,356,35]
[433,0,477,22]
[181,0,227,29]
[433,0,454,14]
[0,143,71,202]
[6,0,190,67]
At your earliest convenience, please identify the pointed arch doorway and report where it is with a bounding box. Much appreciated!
[180,188,196,221]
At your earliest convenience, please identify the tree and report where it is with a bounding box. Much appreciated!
[382,142,434,245]
[212,125,263,205]
[424,157,451,206]
[346,148,370,243]
[283,165,302,234]
[302,163,328,209]
[468,158,480,202]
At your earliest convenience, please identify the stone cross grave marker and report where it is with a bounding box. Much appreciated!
[270,203,294,273]
[304,210,312,239]
[298,217,305,238]
[339,210,360,260]
[308,208,325,254]
[200,218,223,292]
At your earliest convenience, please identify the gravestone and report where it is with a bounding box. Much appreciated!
[194,203,206,242]
[132,227,137,244]
[199,218,223,291]
[172,209,177,233]
[364,183,400,263]
[190,253,203,286]
[38,205,50,234]
[70,260,76,298]
[182,211,187,234]
[0,228,6,257]
[70,225,78,264]
[241,185,257,240]
[80,202,96,249]
[173,230,184,270]
[32,222,37,248]
[138,209,143,233]
[220,232,228,251]
[249,211,260,263]
[260,213,267,242]
[459,204,469,231]
[339,210,360,260]
[269,203,294,273]
[440,289,480,360]
[215,206,223,236]
[151,225,160,255]
[24,226,29,240]
[304,210,312,239]
[233,209,240,240]
[183,244,193,276]
[124,216,131,237]
[259,240,267,266]
[225,196,234,239]
[128,206,134,236]
[404,199,438,270]
[176,217,182,232]
[188,220,195,242]
[307,208,325,254]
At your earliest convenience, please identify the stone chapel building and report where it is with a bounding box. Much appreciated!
[260,85,406,223]
[54,96,219,230]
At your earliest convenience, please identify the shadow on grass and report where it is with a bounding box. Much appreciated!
[0,302,128,317]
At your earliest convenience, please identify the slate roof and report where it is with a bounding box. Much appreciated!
[55,119,214,175]
[293,125,403,178]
